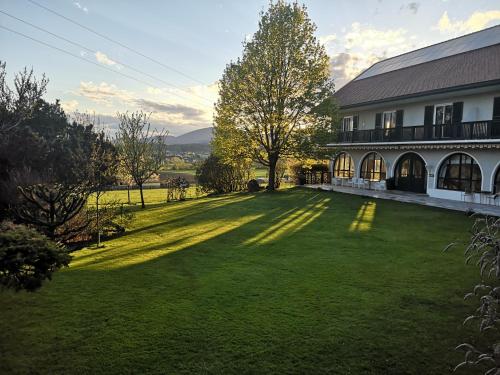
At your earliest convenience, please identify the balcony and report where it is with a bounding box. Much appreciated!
[337,121,498,143]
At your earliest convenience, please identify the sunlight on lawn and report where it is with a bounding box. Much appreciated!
[349,201,376,232]
[72,194,260,270]
[244,197,330,245]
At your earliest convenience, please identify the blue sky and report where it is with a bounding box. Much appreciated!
[1,0,499,135]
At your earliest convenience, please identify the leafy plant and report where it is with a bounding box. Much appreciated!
[214,2,335,190]
[446,216,500,374]
[196,154,250,194]
[0,221,71,291]
[163,177,190,201]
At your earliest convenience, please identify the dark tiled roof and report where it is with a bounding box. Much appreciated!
[333,43,500,109]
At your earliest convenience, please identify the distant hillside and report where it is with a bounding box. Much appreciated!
[164,127,213,145]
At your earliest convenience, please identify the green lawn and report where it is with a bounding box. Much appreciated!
[0,188,481,374]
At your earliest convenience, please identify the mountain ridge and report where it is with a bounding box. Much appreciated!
[164,127,213,145]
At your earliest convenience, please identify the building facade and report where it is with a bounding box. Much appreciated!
[328,25,500,204]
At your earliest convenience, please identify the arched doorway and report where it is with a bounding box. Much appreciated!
[395,153,427,193]
[333,152,354,178]
[360,152,386,181]
[494,166,500,194]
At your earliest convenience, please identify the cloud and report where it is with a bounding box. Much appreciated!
[73,1,88,13]
[134,99,204,120]
[95,51,121,69]
[321,23,421,88]
[436,10,500,34]
[74,81,218,135]
[78,81,133,104]
[400,2,420,14]
[61,99,79,113]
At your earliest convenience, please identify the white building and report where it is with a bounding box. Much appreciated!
[327,25,500,204]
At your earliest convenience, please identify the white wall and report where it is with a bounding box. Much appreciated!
[343,92,499,130]
[333,148,500,203]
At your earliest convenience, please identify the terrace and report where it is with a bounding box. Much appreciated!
[337,120,497,144]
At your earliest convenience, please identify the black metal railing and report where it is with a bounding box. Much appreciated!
[337,121,496,143]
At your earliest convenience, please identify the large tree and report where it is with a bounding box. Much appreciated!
[214,1,335,190]
[115,111,168,208]
[0,61,48,135]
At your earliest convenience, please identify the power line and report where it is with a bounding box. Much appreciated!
[27,0,206,86]
[0,10,213,104]
[0,24,204,104]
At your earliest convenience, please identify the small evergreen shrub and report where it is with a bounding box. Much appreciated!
[0,221,71,291]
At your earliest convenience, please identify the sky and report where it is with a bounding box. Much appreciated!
[1,0,500,136]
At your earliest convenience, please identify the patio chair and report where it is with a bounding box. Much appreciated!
[354,178,366,189]
[345,178,355,187]
[461,189,473,203]
[488,193,500,206]
[375,180,387,191]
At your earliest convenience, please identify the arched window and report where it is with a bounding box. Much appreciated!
[360,152,386,181]
[333,152,354,178]
[437,153,482,192]
[494,167,500,194]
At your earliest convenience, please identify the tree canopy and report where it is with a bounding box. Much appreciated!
[214,1,335,189]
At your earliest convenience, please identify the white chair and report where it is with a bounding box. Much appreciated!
[376,180,387,191]
[357,178,368,189]
[461,190,473,203]
[345,178,355,187]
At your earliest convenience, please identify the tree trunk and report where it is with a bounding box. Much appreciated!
[127,185,131,204]
[96,195,101,247]
[139,183,145,209]
[267,155,278,191]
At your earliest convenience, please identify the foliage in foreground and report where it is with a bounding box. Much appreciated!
[0,221,71,291]
[447,216,500,374]
[196,154,250,194]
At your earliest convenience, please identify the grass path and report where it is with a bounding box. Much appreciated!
[0,188,480,374]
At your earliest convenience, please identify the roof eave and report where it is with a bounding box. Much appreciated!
[335,78,500,110]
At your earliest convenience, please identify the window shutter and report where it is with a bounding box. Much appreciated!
[375,113,382,129]
[493,97,500,137]
[395,110,404,128]
[353,115,359,131]
[452,102,463,124]
[424,105,434,139]
[424,106,434,125]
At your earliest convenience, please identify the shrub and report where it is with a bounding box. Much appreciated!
[247,179,260,192]
[196,154,249,194]
[446,216,500,374]
[60,202,134,244]
[163,177,190,201]
[0,221,71,291]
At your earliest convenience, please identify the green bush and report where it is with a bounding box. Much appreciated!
[196,154,249,194]
[0,221,71,291]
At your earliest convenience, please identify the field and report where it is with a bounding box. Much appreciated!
[0,187,481,374]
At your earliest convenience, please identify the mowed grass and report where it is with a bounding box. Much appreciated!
[0,188,481,374]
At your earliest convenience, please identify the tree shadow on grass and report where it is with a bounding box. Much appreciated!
[0,189,384,374]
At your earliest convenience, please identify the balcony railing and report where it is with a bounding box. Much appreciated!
[337,121,497,143]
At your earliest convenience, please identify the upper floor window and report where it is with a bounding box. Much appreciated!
[342,116,353,132]
[383,111,396,129]
[434,104,453,125]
